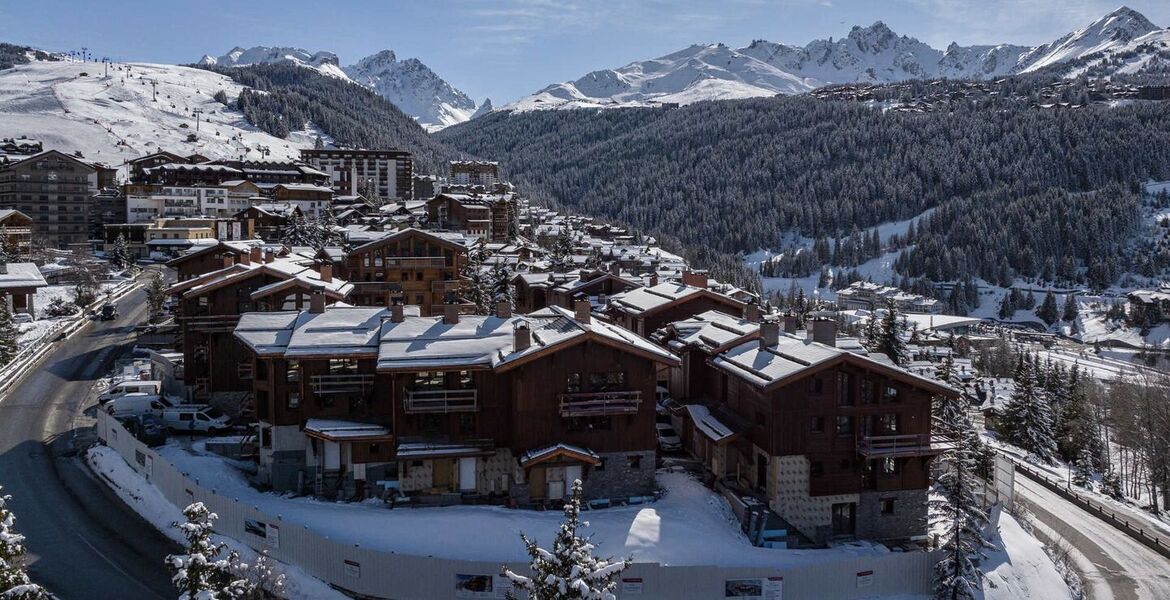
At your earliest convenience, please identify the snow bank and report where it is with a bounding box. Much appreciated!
[981,509,1074,600]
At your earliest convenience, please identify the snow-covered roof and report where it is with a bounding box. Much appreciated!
[396,441,495,459]
[684,404,736,443]
[0,263,47,290]
[519,443,600,466]
[304,419,391,441]
[655,309,759,352]
[608,282,743,317]
[285,307,391,358]
[233,311,300,356]
[168,257,351,299]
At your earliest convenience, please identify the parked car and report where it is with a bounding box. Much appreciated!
[160,405,231,433]
[12,312,33,324]
[656,423,682,452]
[99,304,118,320]
[117,414,168,447]
[98,380,164,405]
[105,393,175,418]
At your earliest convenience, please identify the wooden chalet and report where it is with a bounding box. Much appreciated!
[340,228,473,317]
[605,278,747,337]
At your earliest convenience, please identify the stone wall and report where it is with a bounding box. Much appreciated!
[856,489,928,541]
[399,459,434,492]
[476,450,515,494]
[584,450,656,500]
[768,455,859,543]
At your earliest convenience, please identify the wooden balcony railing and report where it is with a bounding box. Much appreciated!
[857,434,951,458]
[432,280,464,293]
[559,391,642,417]
[178,314,242,331]
[310,373,375,395]
[404,389,478,414]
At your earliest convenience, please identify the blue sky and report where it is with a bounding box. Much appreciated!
[2,0,1167,105]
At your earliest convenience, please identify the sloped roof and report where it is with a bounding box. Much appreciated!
[654,309,759,353]
[608,282,744,318]
[0,263,47,290]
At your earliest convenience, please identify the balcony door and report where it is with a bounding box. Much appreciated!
[831,502,856,537]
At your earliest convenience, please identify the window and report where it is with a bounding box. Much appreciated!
[810,461,824,477]
[836,415,854,436]
[627,455,642,469]
[566,372,581,393]
[458,413,475,436]
[369,443,381,455]
[883,386,900,403]
[286,360,300,383]
[880,413,899,434]
[589,371,625,391]
[567,416,611,431]
[808,376,824,395]
[328,358,357,375]
[860,379,876,405]
[837,372,853,406]
[413,371,446,390]
[880,498,896,515]
[810,416,825,433]
[882,457,899,475]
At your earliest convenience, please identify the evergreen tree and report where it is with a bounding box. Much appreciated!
[490,262,515,306]
[548,225,575,273]
[313,134,324,150]
[1036,291,1058,326]
[146,270,167,317]
[167,502,253,600]
[109,233,131,270]
[0,487,49,600]
[932,425,993,600]
[933,355,967,437]
[461,248,491,314]
[997,292,1014,320]
[503,480,631,600]
[0,300,18,367]
[1061,294,1079,322]
[873,300,908,366]
[1001,355,1057,463]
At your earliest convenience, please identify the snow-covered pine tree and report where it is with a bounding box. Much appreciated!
[503,480,631,600]
[1036,291,1058,326]
[461,248,491,314]
[1061,294,1079,322]
[0,299,18,367]
[932,425,993,600]
[146,270,167,317]
[167,502,253,600]
[1001,354,1057,463]
[874,300,908,366]
[933,354,967,437]
[235,550,286,600]
[548,225,575,273]
[109,233,131,270]
[0,487,49,600]
[279,215,317,249]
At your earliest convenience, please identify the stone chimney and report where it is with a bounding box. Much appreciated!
[221,254,235,269]
[681,269,708,289]
[811,318,837,347]
[319,263,332,283]
[574,299,591,324]
[264,248,275,264]
[744,303,761,323]
[249,246,262,264]
[608,262,621,276]
[648,273,659,287]
[782,314,798,334]
[309,286,326,314]
[443,303,460,325]
[495,301,513,318]
[239,250,251,266]
[390,301,405,323]
[514,320,531,351]
[759,318,780,349]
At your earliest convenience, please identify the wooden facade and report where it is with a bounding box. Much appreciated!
[341,228,468,316]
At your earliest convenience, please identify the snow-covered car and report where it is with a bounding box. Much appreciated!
[12,312,34,324]
[656,423,682,452]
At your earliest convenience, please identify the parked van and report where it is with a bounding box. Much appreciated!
[160,406,231,433]
[98,380,163,405]
[105,393,174,417]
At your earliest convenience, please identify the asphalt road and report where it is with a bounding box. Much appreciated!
[1015,475,1170,600]
[0,283,178,599]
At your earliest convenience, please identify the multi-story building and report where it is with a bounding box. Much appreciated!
[233,300,679,500]
[300,149,413,201]
[272,183,333,217]
[698,318,954,543]
[0,150,99,249]
[449,160,498,187]
[836,281,941,314]
[339,227,472,316]
[605,275,747,337]
[426,189,517,243]
[0,209,34,260]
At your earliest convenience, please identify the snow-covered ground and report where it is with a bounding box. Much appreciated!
[981,508,1075,600]
[86,445,346,600]
[0,59,318,170]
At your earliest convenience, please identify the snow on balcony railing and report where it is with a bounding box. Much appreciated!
[558,390,642,417]
[404,389,478,413]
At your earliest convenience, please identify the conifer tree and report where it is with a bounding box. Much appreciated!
[490,262,515,306]
[0,300,18,367]
[933,354,967,437]
[1036,291,1058,326]
[503,480,631,600]
[0,487,49,600]
[1061,294,1079,322]
[462,249,492,315]
[167,503,253,600]
[146,270,168,317]
[932,424,993,600]
[873,300,908,366]
[1001,355,1057,463]
[109,233,131,270]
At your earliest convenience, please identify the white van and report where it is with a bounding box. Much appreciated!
[98,380,163,405]
[105,393,174,418]
[160,406,231,433]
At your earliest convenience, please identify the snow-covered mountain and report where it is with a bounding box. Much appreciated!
[0,58,322,168]
[342,51,476,132]
[503,6,1166,112]
[200,46,477,130]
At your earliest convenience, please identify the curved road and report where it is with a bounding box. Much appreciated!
[1015,475,1170,600]
[0,284,177,599]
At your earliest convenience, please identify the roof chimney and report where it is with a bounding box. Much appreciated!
[390,301,405,323]
[574,299,591,324]
[319,262,332,283]
[443,303,460,325]
[514,320,531,351]
[221,254,235,269]
[782,314,798,334]
[759,318,780,349]
[811,318,837,347]
[648,273,659,287]
[385,291,396,308]
[249,246,262,264]
[681,269,708,289]
[309,286,326,314]
[264,248,275,264]
[744,303,761,323]
[608,262,621,276]
[495,301,513,318]
[239,249,251,265]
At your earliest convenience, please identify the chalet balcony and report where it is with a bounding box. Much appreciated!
[178,314,241,332]
[857,434,952,458]
[372,256,447,268]
[404,389,478,414]
[351,281,403,293]
[559,391,642,417]
[310,373,375,395]
[432,280,464,294]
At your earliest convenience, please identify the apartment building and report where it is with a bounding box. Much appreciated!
[339,227,472,316]
[300,149,413,200]
[449,160,499,187]
[0,150,99,248]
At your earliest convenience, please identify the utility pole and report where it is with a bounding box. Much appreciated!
[193,108,203,132]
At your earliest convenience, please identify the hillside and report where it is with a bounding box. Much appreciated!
[439,77,1170,289]
[0,58,320,166]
